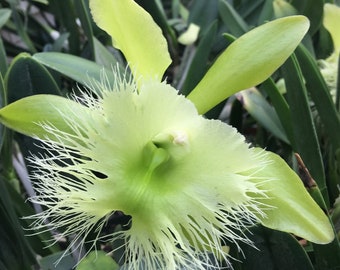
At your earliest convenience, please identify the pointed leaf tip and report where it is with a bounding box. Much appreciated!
[89,0,172,81]
[188,15,310,114]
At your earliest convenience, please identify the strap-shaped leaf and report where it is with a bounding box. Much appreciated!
[89,0,171,81]
[5,53,61,103]
[187,16,309,114]
[234,225,314,270]
[282,54,328,202]
[239,88,289,144]
[33,52,116,94]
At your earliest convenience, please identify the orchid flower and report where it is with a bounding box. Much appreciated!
[0,0,334,269]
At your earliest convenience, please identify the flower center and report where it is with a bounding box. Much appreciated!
[152,130,190,160]
[126,130,190,213]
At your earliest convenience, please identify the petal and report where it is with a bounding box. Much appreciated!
[89,0,171,81]
[324,3,340,55]
[187,15,309,114]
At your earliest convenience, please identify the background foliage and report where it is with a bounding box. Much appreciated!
[0,0,339,269]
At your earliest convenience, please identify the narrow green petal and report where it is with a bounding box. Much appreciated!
[251,150,334,244]
[187,16,309,114]
[324,3,340,55]
[0,95,90,145]
[89,0,171,81]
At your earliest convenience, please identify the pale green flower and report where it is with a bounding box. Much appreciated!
[0,0,334,269]
[27,78,272,268]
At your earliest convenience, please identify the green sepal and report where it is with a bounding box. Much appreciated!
[252,150,334,244]
[0,95,89,145]
[5,53,61,103]
[89,0,171,81]
[187,16,309,114]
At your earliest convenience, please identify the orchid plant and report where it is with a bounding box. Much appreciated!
[0,0,335,269]
[319,3,340,104]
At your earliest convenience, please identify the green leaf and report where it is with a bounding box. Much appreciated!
[180,21,218,96]
[0,95,89,145]
[291,0,324,35]
[0,38,7,75]
[8,3,36,53]
[257,0,275,24]
[93,37,124,69]
[49,0,80,55]
[295,45,340,151]
[32,0,48,4]
[33,52,116,94]
[75,0,95,60]
[313,232,340,270]
[252,150,334,245]
[0,174,36,269]
[281,54,328,204]
[218,0,249,37]
[239,88,289,144]
[5,53,61,103]
[235,0,266,24]
[188,0,219,35]
[337,53,340,112]
[0,8,11,29]
[260,78,295,146]
[273,0,298,18]
[39,252,75,270]
[0,74,5,151]
[89,0,171,80]
[232,225,314,270]
[4,178,58,256]
[187,15,310,114]
[76,251,119,270]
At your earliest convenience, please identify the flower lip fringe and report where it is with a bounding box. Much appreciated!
[25,70,273,269]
